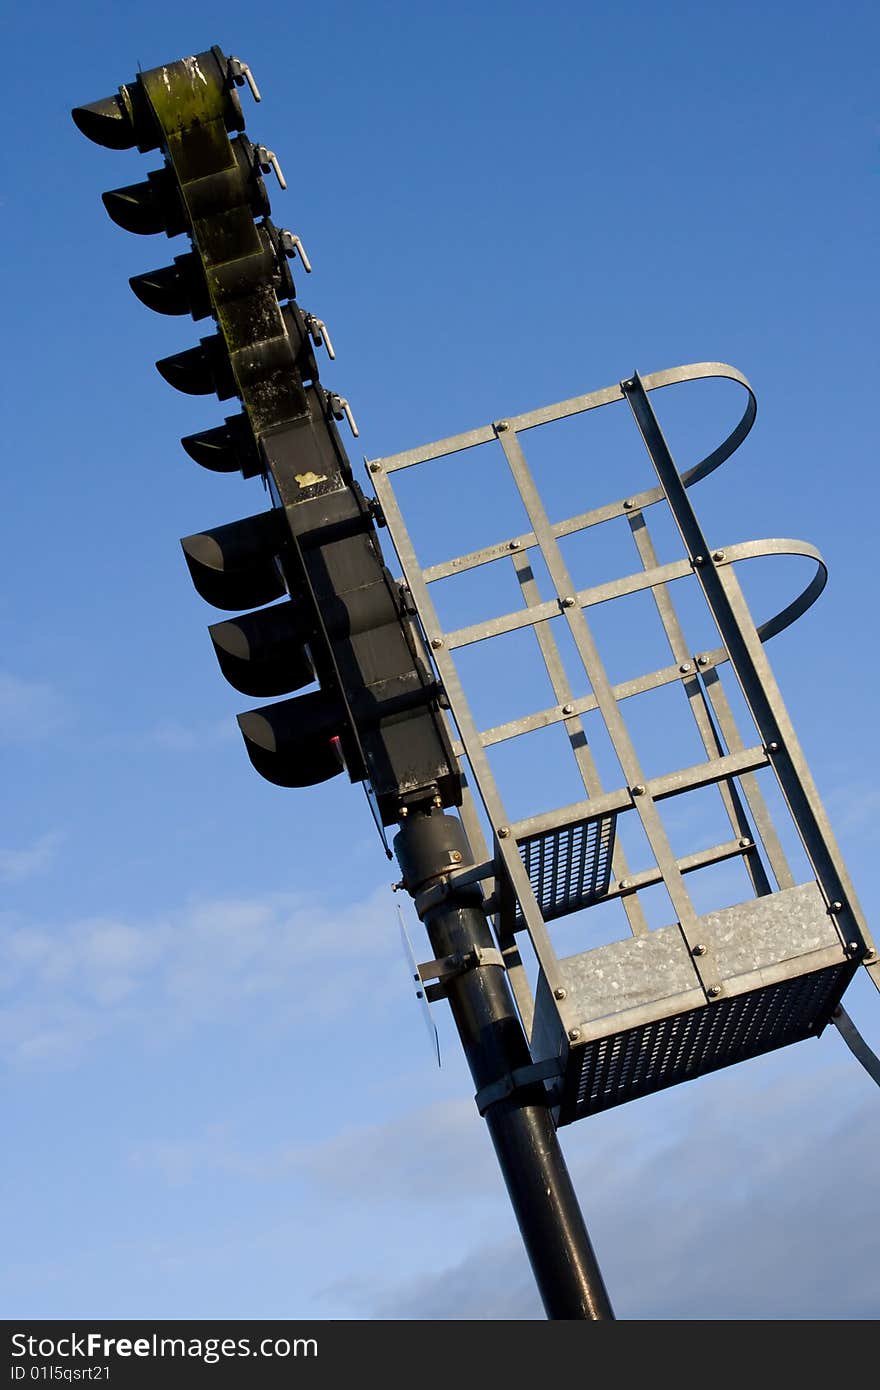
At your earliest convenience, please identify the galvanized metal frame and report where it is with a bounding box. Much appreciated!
[622,373,873,965]
[367,361,878,1111]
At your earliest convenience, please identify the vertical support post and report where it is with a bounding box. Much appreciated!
[394,809,614,1321]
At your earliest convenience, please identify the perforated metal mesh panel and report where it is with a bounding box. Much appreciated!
[516,814,616,924]
[558,963,850,1124]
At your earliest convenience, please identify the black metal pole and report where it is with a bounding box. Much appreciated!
[394,809,614,1321]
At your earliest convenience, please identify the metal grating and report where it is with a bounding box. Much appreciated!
[516,814,616,924]
[558,963,850,1124]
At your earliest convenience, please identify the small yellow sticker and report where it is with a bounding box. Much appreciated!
[294,472,327,488]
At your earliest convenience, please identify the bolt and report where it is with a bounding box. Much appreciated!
[561,595,576,608]
[697,654,710,666]
[712,549,725,562]
[679,662,693,674]
[623,498,634,510]
[568,1029,581,1042]
[865,949,876,962]
[562,703,574,715]
[416,989,424,999]
[621,379,634,392]
[739,837,752,848]
[495,419,509,432]
[498,826,510,839]
[368,461,381,472]
[766,741,779,753]
[847,940,860,955]
[508,539,518,550]
[693,554,705,566]
[631,784,645,797]
[433,794,443,808]
[430,638,443,649]
[618,879,629,890]
[829,901,843,914]
[399,806,409,818]
[554,987,567,1000]
[707,985,722,999]
[450,851,462,863]
[692,943,708,956]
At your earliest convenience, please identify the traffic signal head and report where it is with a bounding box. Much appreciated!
[129,221,296,322]
[129,252,212,319]
[71,82,160,152]
[156,333,238,399]
[208,603,315,698]
[237,695,348,788]
[72,47,246,153]
[74,44,462,825]
[181,414,262,477]
[180,513,285,611]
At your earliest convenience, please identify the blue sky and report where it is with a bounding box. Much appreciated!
[3,0,879,1319]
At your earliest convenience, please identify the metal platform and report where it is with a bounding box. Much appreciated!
[531,881,855,1121]
[367,362,878,1123]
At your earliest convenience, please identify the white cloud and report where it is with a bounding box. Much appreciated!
[117,1021,880,1320]
[292,1098,492,1200]
[0,885,400,1068]
[825,783,880,840]
[308,1050,880,1319]
[0,673,68,741]
[0,830,62,882]
[131,1097,493,1195]
[149,718,237,752]
[129,1126,238,1187]
[319,1239,542,1320]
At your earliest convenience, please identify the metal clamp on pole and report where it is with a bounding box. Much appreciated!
[413,859,495,917]
[417,944,505,1002]
[475,1058,564,1115]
